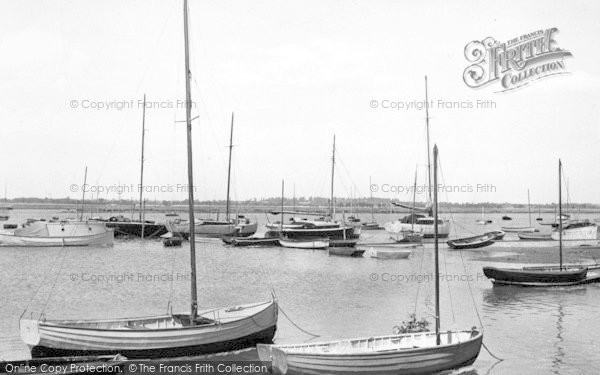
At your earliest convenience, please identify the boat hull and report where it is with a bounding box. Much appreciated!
[550,224,597,241]
[21,301,278,359]
[258,330,483,375]
[517,233,552,241]
[170,222,257,238]
[364,245,417,259]
[384,221,450,238]
[328,247,365,257]
[0,231,113,247]
[103,222,168,238]
[483,266,588,286]
[447,233,495,250]
[279,238,329,249]
[501,226,536,233]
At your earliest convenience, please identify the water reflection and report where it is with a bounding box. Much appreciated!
[482,286,587,374]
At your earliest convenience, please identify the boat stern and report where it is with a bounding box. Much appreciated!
[19,316,41,347]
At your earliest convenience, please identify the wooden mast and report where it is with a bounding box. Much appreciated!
[183,0,198,322]
[280,180,284,232]
[225,113,234,221]
[139,94,146,238]
[80,166,87,221]
[330,135,336,220]
[369,176,375,221]
[433,144,440,346]
[412,169,417,231]
[424,76,432,206]
[559,159,563,271]
[527,189,532,227]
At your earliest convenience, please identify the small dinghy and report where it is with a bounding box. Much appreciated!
[364,244,418,259]
[222,236,280,247]
[329,238,359,247]
[502,215,512,221]
[501,226,537,233]
[278,237,329,249]
[161,232,183,247]
[517,232,552,241]
[447,232,495,250]
[328,247,365,257]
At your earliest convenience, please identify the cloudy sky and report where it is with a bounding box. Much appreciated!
[1,0,599,204]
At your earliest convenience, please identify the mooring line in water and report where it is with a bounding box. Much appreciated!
[482,341,504,361]
[278,305,320,338]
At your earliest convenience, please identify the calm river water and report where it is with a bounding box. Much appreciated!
[1,209,600,375]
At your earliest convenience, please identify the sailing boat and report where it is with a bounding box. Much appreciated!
[475,206,492,225]
[483,160,589,286]
[501,189,536,233]
[168,113,258,238]
[360,177,381,230]
[385,77,451,238]
[93,95,168,239]
[20,0,277,358]
[536,204,543,221]
[258,145,482,374]
[266,135,359,244]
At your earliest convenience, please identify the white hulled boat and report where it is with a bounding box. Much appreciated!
[0,221,113,247]
[385,79,450,239]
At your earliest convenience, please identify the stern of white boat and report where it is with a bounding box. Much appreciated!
[19,316,41,346]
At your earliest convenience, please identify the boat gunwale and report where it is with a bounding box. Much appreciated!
[265,330,482,358]
[33,300,276,332]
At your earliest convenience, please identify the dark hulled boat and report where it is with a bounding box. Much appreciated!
[483,266,588,286]
[447,232,495,250]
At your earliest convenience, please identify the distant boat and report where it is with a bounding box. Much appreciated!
[475,207,492,225]
[501,226,537,233]
[258,142,483,375]
[328,247,365,257]
[483,160,589,287]
[536,204,543,221]
[550,220,597,241]
[365,244,417,259]
[390,230,423,243]
[447,232,495,250]
[165,211,179,217]
[222,236,280,247]
[517,232,552,241]
[0,215,8,221]
[385,83,450,239]
[502,215,512,221]
[161,232,183,247]
[278,237,329,249]
[0,221,113,247]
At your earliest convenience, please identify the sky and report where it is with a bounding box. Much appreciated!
[0,0,599,205]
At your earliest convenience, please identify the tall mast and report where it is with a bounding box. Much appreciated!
[225,112,234,221]
[80,166,87,221]
[369,176,374,220]
[559,159,563,270]
[424,76,432,204]
[527,189,532,227]
[183,0,198,322]
[412,169,417,230]
[433,144,440,346]
[330,135,336,220]
[281,180,284,232]
[139,94,146,238]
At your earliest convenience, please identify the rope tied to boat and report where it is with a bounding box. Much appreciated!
[278,304,320,338]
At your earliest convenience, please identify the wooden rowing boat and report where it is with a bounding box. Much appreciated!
[483,266,588,286]
[446,233,495,250]
[279,237,329,250]
[258,329,483,375]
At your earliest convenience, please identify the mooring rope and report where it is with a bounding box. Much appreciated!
[278,305,320,338]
